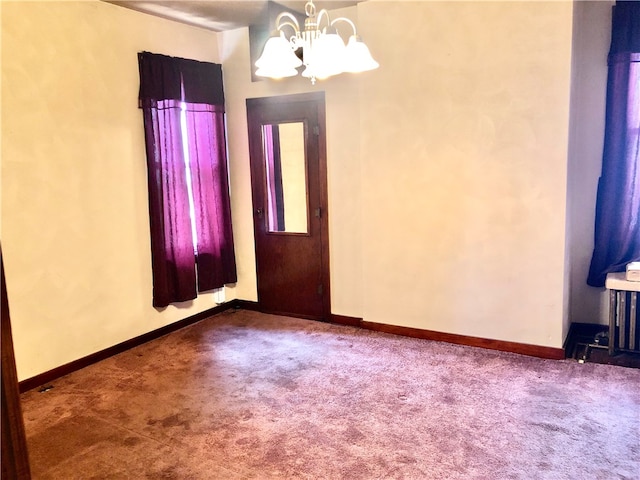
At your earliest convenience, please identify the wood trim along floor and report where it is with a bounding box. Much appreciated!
[328,313,564,359]
[360,320,565,360]
[18,301,238,393]
[233,299,261,311]
[19,304,564,393]
[329,314,362,328]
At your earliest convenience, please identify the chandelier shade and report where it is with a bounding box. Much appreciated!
[255,0,379,84]
[255,32,302,79]
[343,36,379,73]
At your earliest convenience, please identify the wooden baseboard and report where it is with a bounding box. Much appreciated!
[329,314,362,327]
[233,299,261,311]
[19,302,564,393]
[326,314,563,359]
[360,321,565,360]
[18,301,240,393]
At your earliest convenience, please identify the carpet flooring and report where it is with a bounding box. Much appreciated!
[21,309,640,479]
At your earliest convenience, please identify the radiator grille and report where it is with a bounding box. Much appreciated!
[609,290,640,353]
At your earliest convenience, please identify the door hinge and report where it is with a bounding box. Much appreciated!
[315,207,322,218]
[317,284,323,296]
[313,125,320,136]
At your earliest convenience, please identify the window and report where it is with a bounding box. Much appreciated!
[138,52,237,308]
[180,102,200,253]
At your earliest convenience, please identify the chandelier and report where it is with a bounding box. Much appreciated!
[255,0,379,84]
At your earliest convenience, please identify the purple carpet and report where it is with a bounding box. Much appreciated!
[21,309,640,479]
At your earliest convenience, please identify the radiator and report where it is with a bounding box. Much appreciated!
[607,277,640,355]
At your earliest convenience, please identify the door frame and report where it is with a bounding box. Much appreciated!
[246,92,331,321]
[1,248,32,479]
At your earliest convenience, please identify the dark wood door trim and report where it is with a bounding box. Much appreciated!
[1,248,32,479]
[316,95,331,321]
[246,92,331,321]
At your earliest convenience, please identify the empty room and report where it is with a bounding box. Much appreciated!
[2,0,639,478]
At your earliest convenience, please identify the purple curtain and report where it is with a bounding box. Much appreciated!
[184,103,237,292]
[587,2,640,287]
[140,99,197,307]
[263,125,285,231]
[138,52,236,307]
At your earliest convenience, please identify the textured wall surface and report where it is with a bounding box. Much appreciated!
[1,1,226,380]
[566,1,613,328]
[357,1,573,347]
[4,0,583,380]
[224,1,574,348]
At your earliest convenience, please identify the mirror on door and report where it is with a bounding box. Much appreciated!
[262,122,309,234]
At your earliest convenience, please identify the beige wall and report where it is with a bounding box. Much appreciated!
[359,1,572,347]
[1,1,229,380]
[3,0,590,380]
[566,0,613,328]
[223,1,574,348]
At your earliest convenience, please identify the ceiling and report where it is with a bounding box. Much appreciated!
[105,1,362,32]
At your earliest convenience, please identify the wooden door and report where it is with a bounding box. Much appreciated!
[246,92,330,320]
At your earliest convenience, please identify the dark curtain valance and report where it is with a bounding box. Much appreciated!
[137,52,225,106]
[609,1,640,57]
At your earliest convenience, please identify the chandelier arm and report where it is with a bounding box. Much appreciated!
[275,12,301,35]
[278,21,302,42]
[315,8,334,32]
[330,17,358,37]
